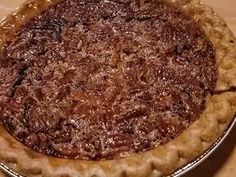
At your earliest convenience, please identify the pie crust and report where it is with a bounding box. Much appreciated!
[0,0,235,177]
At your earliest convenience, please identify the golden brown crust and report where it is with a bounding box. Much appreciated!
[0,0,236,177]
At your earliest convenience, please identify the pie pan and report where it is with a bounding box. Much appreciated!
[0,0,236,177]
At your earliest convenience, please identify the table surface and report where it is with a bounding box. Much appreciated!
[0,0,235,177]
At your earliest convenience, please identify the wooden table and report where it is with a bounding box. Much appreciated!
[0,1,235,177]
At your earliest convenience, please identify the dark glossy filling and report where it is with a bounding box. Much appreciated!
[0,0,217,160]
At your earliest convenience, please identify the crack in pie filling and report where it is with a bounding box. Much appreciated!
[0,0,218,160]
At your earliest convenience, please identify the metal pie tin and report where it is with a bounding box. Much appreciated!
[0,117,235,177]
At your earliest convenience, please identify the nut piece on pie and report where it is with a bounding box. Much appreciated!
[0,0,235,177]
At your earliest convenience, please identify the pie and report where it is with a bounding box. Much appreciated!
[0,0,235,176]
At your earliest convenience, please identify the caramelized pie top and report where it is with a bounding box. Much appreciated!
[0,0,216,160]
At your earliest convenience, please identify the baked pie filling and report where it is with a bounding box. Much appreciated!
[0,0,217,160]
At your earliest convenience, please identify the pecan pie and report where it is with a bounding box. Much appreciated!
[0,0,235,176]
